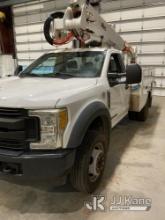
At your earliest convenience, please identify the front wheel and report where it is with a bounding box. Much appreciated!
[70,131,108,193]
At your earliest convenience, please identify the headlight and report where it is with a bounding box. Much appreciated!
[29,109,68,149]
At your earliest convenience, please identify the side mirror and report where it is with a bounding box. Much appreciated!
[126,64,142,84]
[14,65,23,76]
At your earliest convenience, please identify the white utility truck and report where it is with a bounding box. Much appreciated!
[0,0,153,193]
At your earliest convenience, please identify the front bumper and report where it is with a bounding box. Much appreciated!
[0,148,76,185]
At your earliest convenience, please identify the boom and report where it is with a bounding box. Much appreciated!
[44,0,136,62]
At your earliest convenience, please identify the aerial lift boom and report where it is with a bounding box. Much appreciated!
[44,0,136,62]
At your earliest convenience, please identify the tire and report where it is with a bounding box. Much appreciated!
[128,111,137,120]
[70,131,108,193]
[136,99,149,121]
[129,97,149,122]
[148,92,152,108]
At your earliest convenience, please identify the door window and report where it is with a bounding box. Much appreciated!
[108,53,125,73]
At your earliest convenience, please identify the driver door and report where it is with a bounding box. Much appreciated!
[107,53,129,127]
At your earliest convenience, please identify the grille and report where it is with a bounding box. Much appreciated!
[0,108,27,118]
[0,108,39,150]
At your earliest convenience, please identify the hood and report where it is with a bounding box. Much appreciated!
[0,77,97,109]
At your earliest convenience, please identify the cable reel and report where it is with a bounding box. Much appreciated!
[43,12,74,46]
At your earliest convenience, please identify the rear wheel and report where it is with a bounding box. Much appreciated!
[148,92,152,108]
[128,111,137,120]
[70,131,107,193]
[136,99,149,121]
[129,96,149,122]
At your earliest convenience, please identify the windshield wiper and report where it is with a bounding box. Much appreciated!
[19,73,40,78]
[20,72,76,78]
[53,72,75,77]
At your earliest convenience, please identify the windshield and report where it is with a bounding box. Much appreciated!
[20,51,105,78]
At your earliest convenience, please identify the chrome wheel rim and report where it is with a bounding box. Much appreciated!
[88,142,105,182]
